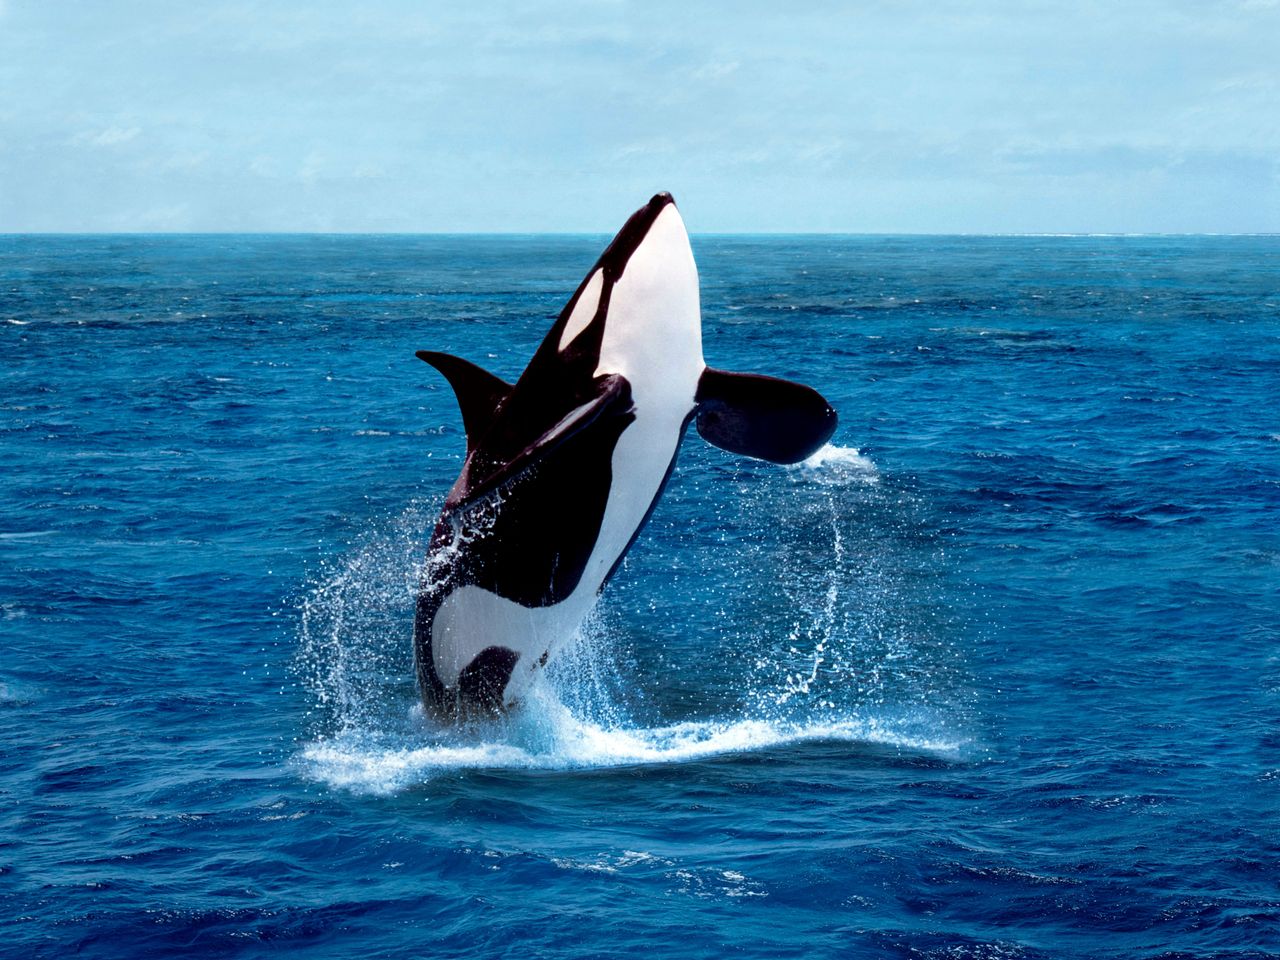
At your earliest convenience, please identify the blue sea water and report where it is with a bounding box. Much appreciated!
[1,232,1278,959]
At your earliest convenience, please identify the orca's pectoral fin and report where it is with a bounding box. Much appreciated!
[528,373,633,452]
[459,374,634,504]
[416,350,514,450]
[695,367,837,464]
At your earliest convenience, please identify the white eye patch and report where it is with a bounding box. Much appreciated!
[558,268,603,352]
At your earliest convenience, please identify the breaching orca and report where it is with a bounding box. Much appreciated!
[414,193,837,718]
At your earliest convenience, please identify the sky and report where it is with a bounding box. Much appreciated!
[1,0,1277,233]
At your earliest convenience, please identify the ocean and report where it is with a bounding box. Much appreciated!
[1,233,1277,958]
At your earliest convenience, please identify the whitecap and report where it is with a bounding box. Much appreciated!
[0,680,39,706]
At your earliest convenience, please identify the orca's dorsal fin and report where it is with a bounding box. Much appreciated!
[416,350,513,450]
[695,367,838,464]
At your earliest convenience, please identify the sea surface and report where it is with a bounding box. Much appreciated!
[1,232,1278,959]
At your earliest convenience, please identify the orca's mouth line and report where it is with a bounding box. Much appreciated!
[594,192,676,284]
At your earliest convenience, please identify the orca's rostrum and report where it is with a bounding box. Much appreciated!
[414,193,837,718]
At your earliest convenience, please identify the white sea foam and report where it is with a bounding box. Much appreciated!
[299,688,963,795]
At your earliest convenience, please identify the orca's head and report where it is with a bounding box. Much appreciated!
[555,193,705,407]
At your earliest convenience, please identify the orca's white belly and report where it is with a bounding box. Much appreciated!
[431,404,691,704]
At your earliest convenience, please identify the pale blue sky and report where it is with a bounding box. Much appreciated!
[1,1,1277,232]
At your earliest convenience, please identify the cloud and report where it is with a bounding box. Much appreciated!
[77,126,142,147]
[2,0,1277,231]
[352,162,386,180]
[691,60,740,82]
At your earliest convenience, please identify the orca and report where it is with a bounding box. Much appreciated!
[413,193,837,719]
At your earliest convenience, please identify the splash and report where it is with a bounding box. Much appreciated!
[295,486,515,734]
[734,444,959,726]
[301,689,964,796]
[296,444,968,794]
[789,443,879,484]
[295,501,431,734]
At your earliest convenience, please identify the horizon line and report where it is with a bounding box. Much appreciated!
[3,230,1278,239]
